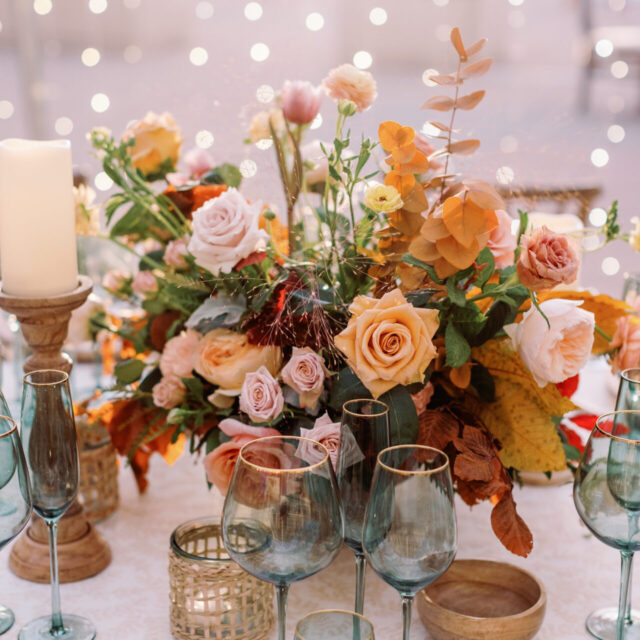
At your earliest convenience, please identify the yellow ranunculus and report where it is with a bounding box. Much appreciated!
[364,183,403,214]
[334,289,439,398]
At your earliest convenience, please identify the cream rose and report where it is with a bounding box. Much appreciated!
[322,63,377,112]
[505,299,595,387]
[487,209,517,269]
[281,347,326,409]
[334,289,440,398]
[364,183,403,214]
[152,375,186,409]
[188,188,268,275]
[239,366,284,423]
[609,315,640,373]
[195,328,282,390]
[159,330,201,379]
[249,108,286,142]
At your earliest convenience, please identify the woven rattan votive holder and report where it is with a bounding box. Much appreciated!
[169,517,274,640]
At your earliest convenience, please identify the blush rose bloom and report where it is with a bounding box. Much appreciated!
[322,63,377,112]
[160,330,201,379]
[516,226,580,291]
[281,347,326,409]
[184,147,214,178]
[102,269,129,293]
[239,366,284,423]
[195,328,282,390]
[282,81,322,125]
[164,237,189,269]
[609,315,640,373]
[131,270,158,295]
[334,289,440,398]
[505,299,595,387]
[152,375,186,410]
[122,111,182,176]
[188,188,269,275]
[487,209,517,269]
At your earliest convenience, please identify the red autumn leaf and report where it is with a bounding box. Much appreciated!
[234,251,266,271]
[556,374,579,398]
[570,413,598,431]
[559,423,584,454]
[491,491,534,557]
[149,310,182,352]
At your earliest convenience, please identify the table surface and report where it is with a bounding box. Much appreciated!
[0,357,626,640]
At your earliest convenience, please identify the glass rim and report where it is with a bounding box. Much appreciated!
[621,368,640,384]
[295,608,375,639]
[595,410,640,443]
[342,398,389,418]
[0,415,17,439]
[23,369,69,387]
[377,444,449,475]
[238,435,330,474]
[170,515,231,564]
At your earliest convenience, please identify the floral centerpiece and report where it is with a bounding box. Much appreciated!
[89,28,639,557]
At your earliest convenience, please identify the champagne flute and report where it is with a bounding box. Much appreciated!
[18,370,95,640]
[336,399,390,614]
[222,436,343,640]
[294,609,375,640]
[0,415,32,635]
[363,445,457,640]
[574,410,640,640]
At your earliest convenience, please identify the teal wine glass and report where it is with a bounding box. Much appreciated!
[222,436,343,640]
[0,416,32,635]
[363,445,457,640]
[574,411,640,640]
[336,399,390,614]
[0,390,18,518]
[18,370,96,640]
[616,369,640,412]
[294,609,375,640]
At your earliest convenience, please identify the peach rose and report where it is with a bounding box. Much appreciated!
[609,315,640,373]
[516,226,579,291]
[334,289,440,398]
[282,81,322,125]
[164,237,189,269]
[281,347,326,409]
[160,330,201,379]
[152,375,186,409]
[195,328,282,390]
[131,270,158,295]
[505,299,595,387]
[487,209,517,269]
[239,366,284,423]
[122,111,182,176]
[249,108,285,143]
[322,63,377,112]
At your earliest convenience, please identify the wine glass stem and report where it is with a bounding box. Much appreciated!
[401,594,413,640]
[618,551,634,640]
[355,551,366,615]
[276,584,289,640]
[46,519,64,635]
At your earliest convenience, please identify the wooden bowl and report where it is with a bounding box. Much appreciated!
[417,559,546,640]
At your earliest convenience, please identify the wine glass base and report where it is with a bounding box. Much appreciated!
[587,607,640,639]
[0,605,15,635]
[18,614,96,640]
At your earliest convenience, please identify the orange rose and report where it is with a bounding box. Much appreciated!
[610,315,640,374]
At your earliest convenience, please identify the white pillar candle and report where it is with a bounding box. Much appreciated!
[0,139,78,297]
[528,211,584,235]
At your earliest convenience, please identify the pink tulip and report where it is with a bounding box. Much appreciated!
[281,81,322,125]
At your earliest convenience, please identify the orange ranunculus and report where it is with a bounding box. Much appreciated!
[163,183,228,220]
[259,211,289,257]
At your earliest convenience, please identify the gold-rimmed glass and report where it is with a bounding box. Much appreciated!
[294,609,375,639]
[222,436,343,640]
[616,368,640,412]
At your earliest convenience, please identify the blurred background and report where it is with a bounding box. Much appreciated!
[0,0,639,292]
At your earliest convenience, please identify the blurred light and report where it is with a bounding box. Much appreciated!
[250,42,270,62]
[369,8,387,25]
[422,68,439,86]
[54,116,73,135]
[609,0,626,10]
[589,207,607,227]
[0,101,14,119]
[310,113,323,130]
[510,219,520,235]
[94,172,113,191]
[590,148,609,167]
[33,0,52,16]
[0,20,3,32]
[432,0,449,6]
[123,45,142,64]
[595,39,614,57]
[240,159,258,178]
[195,1,214,19]
[508,0,525,5]
[91,93,110,113]
[306,12,324,31]
[81,47,100,67]
[607,95,625,113]
[123,0,140,8]
[189,47,208,66]
[421,122,440,137]
[500,135,519,153]
[602,256,620,276]
[496,166,515,185]
[611,60,629,79]
[436,24,451,41]
[195,130,214,149]
[256,84,275,103]
[244,2,262,20]
[88,0,108,14]
[256,139,273,150]
[508,10,525,28]
[608,124,625,143]
[353,50,372,70]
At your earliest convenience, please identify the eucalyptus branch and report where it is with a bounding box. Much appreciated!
[439,59,462,201]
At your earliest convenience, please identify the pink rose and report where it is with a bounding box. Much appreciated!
[239,366,284,423]
[322,63,377,112]
[282,81,323,125]
[131,270,158,295]
[102,269,128,293]
[505,299,595,387]
[610,316,640,374]
[516,226,579,291]
[487,209,517,269]
[411,382,435,415]
[281,347,326,409]
[152,375,186,409]
[165,237,189,268]
[184,147,214,178]
[160,330,201,379]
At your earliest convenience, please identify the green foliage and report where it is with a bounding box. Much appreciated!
[202,163,243,188]
[328,366,371,411]
[604,200,620,244]
[445,323,471,368]
[378,385,419,446]
[401,253,445,284]
[115,358,146,385]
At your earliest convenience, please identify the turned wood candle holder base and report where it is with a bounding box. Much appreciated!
[0,276,112,583]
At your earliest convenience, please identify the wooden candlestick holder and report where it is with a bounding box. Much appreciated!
[0,275,112,583]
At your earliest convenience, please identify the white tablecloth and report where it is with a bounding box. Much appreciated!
[0,358,626,639]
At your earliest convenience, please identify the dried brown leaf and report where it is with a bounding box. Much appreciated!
[456,90,485,110]
[431,73,460,86]
[421,95,455,111]
[465,38,488,59]
[428,121,452,132]
[460,57,493,79]
[428,148,450,161]
[464,179,505,210]
[450,27,466,60]
[455,453,494,482]
[491,492,534,558]
[424,174,459,189]
[448,139,480,156]
[417,409,461,452]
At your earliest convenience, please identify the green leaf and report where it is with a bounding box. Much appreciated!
[183,376,204,398]
[475,247,495,289]
[445,323,471,368]
[202,163,243,188]
[562,442,582,462]
[470,300,512,346]
[139,367,162,393]
[102,159,126,189]
[446,278,467,307]
[139,249,164,271]
[142,298,166,315]
[470,360,495,402]
[110,204,148,237]
[378,385,419,446]
[401,253,445,284]
[516,209,529,246]
[114,358,146,385]
[406,288,440,308]
[328,367,371,412]
[205,429,221,454]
